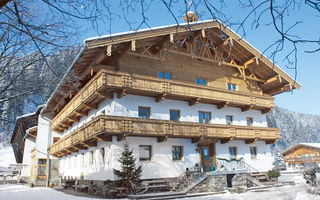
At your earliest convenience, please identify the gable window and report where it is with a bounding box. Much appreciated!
[100,148,105,164]
[138,107,150,119]
[229,147,237,159]
[297,154,301,158]
[139,145,152,161]
[303,153,309,158]
[247,117,253,126]
[198,111,211,123]
[172,146,183,161]
[226,115,233,125]
[250,147,257,159]
[227,83,237,91]
[170,110,180,121]
[196,78,207,86]
[158,72,171,80]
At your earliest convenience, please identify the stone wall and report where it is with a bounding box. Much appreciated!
[189,174,227,193]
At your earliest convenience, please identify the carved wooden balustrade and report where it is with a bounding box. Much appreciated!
[49,115,280,157]
[284,156,320,164]
[51,70,275,132]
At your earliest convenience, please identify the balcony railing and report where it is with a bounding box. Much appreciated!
[284,156,320,163]
[49,115,280,157]
[51,70,275,132]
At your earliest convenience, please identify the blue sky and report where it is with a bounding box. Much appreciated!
[74,1,320,115]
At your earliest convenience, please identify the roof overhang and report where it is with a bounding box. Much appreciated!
[282,143,320,156]
[42,20,301,117]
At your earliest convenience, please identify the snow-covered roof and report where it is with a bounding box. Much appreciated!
[300,143,320,149]
[42,19,301,116]
[282,143,320,155]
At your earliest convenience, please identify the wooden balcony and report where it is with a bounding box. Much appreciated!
[284,156,320,164]
[51,70,275,132]
[49,115,280,157]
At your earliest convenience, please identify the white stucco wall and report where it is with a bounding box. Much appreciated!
[21,138,36,177]
[53,93,273,179]
[36,114,51,159]
[59,136,199,180]
[62,94,268,138]
[215,140,273,172]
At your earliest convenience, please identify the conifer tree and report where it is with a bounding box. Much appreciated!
[114,144,142,194]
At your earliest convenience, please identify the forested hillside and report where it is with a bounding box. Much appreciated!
[267,106,320,150]
[0,47,79,145]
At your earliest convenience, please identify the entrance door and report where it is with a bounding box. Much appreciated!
[200,143,216,171]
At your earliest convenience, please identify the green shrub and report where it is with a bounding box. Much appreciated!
[268,169,280,178]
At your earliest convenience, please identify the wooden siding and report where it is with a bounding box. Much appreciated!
[283,146,320,164]
[49,115,280,157]
[51,70,275,132]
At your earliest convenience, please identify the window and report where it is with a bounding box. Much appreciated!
[303,153,309,158]
[170,110,180,121]
[138,107,150,119]
[38,159,47,165]
[311,153,315,157]
[139,145,152,161]
[172,146,183,160]
[158,71,171,80]
[229,147,237,159]
[100,148,105,164]
[226,115,233,125]
[250,147,257,159]
[38,159,46,176]
[227,83,237,91]
[297,154,301,158]
[247,117,253,126]
[90,151,94,164]
[196,78,207,86]
[198,111,211,123]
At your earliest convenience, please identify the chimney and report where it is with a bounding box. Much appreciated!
[183,11,199,23]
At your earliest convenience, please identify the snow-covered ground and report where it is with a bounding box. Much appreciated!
[0,146,16,167]
[0,173,319,200]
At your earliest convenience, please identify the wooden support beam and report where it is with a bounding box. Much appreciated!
[131,40,136,51]
[97,134,113,142]
[201,28,206,38]
[83,140,97,147]
[155,94,167,102]
[261,108,272,114]
[74,143,88,150]
[96,91,113,99]
[107,45,112,56]
[241,105,253,112]
[170,33,174,43]
[117,89,127,99]
[245,138,257,144]
[84,103,98,110]
[217,102,229,109]
[189,98,200,106]
[220,138,232,144]
[117,134,127,142]
[264,83,289,95]
[191,137,202,143]
[266,139,277,144]
[68,146,79,153]
[68,117,79,123]
[75,111,88,117]
[157,136,168,143]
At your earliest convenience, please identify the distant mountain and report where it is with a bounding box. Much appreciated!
[267,106,320,151]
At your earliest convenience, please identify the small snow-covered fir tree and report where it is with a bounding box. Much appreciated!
[114,144,142,194]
